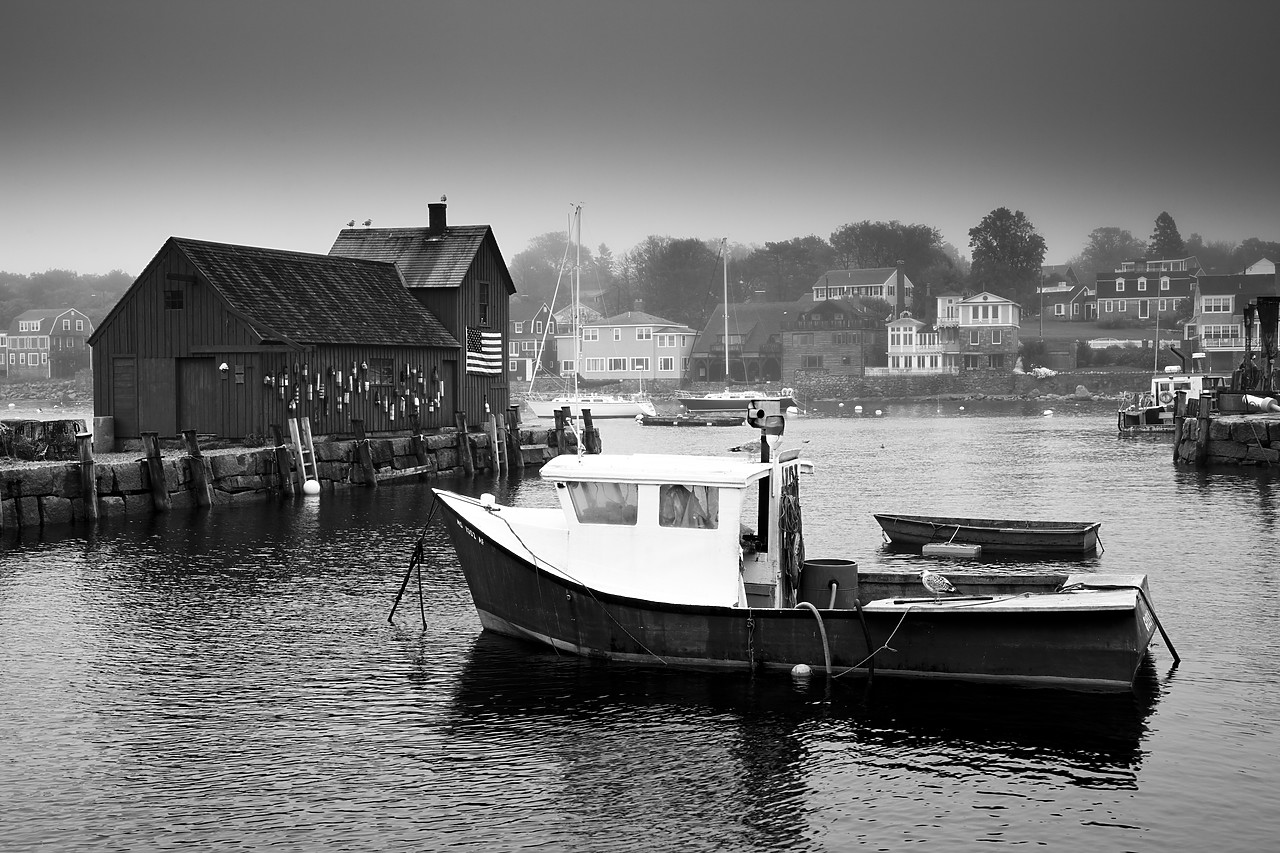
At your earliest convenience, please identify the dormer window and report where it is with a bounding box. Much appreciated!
[1138,278,1147,291]
[1116,279,1125,292]
[514,322,523,334]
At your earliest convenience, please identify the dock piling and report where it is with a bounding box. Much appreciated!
[140,431,171,513]
[181,429,212,507]
[77,433,98,521]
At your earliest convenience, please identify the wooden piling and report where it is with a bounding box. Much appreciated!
[555,407,571,456]
[505,405,522,467]
[77,433,98,521]
[1172,390,1188,460]
[1194,392,1213,465]
[412,432,429,480]
[182,429,213,507]
[140,431,171,513]
[352,418,378,487]
[582,408,601,454]
[453,411,475,475]
[269,424,294,495]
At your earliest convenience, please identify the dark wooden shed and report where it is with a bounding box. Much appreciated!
[88,237,460,442]
[328,201,515,426]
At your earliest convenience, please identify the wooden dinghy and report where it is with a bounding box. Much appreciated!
[874,513,1101,557]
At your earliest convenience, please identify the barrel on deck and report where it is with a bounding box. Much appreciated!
[799,558,860,609]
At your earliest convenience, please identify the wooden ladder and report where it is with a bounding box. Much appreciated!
[288,417,319,488]
[486,412,508,472]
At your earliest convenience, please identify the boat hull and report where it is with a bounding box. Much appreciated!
[680,394,799,415]
[526,397,657,418]
[438,500,1152,690]
[875,514,1101,557]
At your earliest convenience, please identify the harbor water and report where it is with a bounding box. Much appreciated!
[1,399,1278,851]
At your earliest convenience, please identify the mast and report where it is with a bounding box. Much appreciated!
[722,237,730,380]
[573,204,582,398]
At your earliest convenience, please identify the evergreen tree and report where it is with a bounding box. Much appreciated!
[967,207,1046,307]
[1148,212,1186,259]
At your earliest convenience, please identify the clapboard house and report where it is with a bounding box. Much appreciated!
[88,238,460,442]
[328,201,515,426]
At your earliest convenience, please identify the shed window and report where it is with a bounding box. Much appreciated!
[564,481,637,525]
[658,485,719,529]
[164,289,184,309]
[478,282,491,326]
[368,357,394,386]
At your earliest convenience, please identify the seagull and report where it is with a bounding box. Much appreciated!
[347,220,355,227]
[362,219,372,226]
[921,567,957,601]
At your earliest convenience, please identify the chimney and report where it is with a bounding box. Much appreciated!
[895,259,906,317]
[634,298,645,313]
[428,201,447,236]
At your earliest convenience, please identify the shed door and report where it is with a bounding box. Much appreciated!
[138,358,177,436]
[111,357,138,438]
[177,357,217,435]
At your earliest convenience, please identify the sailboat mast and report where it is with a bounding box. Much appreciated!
[723,237,730,380]
[573,204,582,398]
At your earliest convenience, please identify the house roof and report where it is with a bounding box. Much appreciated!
[812,268,901,288]
[509,296,552,324]
[691,302,798,355]
[1195,273,1279,299]
[960,290,1021,307]
[328,225,515,294]
[168,238,458,348]
[9,308,91,335]
[594,310,692,331]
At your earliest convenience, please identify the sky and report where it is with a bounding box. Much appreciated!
[3,0,1278,276]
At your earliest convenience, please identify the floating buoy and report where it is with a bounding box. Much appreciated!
[791,663,812,680]
[874,409,883,417]
[1043,409,1053,417]
[302,479,320,495]
[838,402,845,408]
[853,405,862,414]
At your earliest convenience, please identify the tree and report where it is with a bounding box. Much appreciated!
[1148,211,1186,259]
[967,208,1046,307]
[1070,226,1145,278]
[829,220,948,274]
[620,236,722,329]
[1184,234,1236,274]
[734,236,835,303]
[1233,237,1280,271]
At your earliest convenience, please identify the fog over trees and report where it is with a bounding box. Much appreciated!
[3,212,1276,332]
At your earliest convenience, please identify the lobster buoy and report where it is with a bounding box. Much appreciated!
[1159,391,1174,404]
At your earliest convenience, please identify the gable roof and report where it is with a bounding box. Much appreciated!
[960,290,1021,307]
[1195,273,1279,299]
[813,268,901,288]
[328,225,515,294]
[9,308,91,335]
[692,302,797,355]
[594,310,692,331]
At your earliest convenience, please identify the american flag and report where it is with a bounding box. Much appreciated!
[465,328,503,375]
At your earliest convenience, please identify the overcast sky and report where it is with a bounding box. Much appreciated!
[3,0,1277,276]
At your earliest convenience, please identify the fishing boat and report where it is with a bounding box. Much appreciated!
[525,205,657,420]
[639,413,745,427]
[1117,369,1229,433]
[427,408,1168,691]
[874,513,1102,557]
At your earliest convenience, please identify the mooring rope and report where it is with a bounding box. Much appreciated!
[794,601,831,677]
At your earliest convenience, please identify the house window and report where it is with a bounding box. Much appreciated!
[792,333,814,345]
[76,320,84,331]
[509,342,520,356]
[368,357,394,386]
[1118,300,1127,313]
[19,353,25,365]
[7,354,12,364]
[1054,304,1065,316]
[585,358,604,372]
[509,360,517,373]
[164,290,184,309]
[636,328,652,341]
[521,340,536,352]
[514,322,523,334]
[801,355,823,368]
[478,282,490,326]
[991,329,1002,345]
[631,357,650,372]
[658,335,676,347]
[1116,279,1125,291]
[1203,296,1231,313]
[1161,277,1171,291]
[1103,300,1113,313]
[612,328,621,342]
[548,321,555,334]
[815,287,827,300]
[62,319,70,329]
[1138,278,1147,291]
[659,356,674,371]
[969,330,980,346]
[964,354,982,369]
[1072,303,1080,316]
[562,359,576,373]
[1159,299,1168,312]
[534,321,543,334]
[607,357,627,371]
[583,328,599,342]
[681,357,690,372]
[989,354,1004,369]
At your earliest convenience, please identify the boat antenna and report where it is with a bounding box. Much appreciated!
[722,237,730,382]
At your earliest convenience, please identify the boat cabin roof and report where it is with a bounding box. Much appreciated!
[541,453,781,488]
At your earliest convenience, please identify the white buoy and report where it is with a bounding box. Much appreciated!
[302,479,320,495]
[874,409,883,416]
[838,402,844,408]
[853,405,862,414]
[1043,409,1053,417]
[791,663,812,679]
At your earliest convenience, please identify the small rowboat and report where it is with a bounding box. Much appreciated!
[874,514,1101,558]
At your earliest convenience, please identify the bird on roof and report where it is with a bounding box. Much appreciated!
[347,220,355,227]
[363,219,372,226]
[921,567,957,601]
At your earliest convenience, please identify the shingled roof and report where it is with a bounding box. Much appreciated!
[329,225,516,293]
[174,238,458,348]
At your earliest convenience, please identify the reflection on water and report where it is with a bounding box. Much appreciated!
[2,406,1279,850]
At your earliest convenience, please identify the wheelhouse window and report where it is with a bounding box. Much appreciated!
[564,481,637,525]
[658,484,719,529]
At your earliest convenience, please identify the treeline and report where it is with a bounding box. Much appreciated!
[510,209,1279,330]
[0,269,133,330]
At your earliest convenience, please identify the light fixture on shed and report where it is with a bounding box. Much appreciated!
[219,362,229,378]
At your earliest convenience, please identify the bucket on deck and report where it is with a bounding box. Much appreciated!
[799,558,859,609]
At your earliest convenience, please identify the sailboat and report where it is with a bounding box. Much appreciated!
[526,206,657,419]
[679,238,801,415]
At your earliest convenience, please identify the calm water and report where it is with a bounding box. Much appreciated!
[2,400,1278,851]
